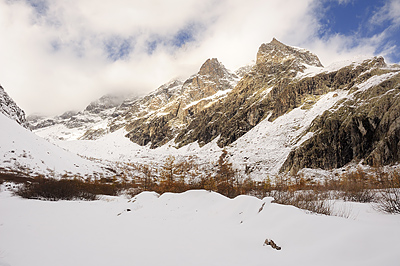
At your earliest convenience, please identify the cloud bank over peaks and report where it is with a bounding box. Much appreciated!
[0,0,398,115]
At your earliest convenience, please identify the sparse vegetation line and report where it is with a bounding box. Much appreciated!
[6,155,400,215]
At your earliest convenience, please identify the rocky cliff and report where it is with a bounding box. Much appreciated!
[110,58,240,148]
[175,38,325,148]
[280,60,400,173]
[0,85,27,128]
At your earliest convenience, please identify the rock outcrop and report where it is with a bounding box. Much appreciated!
[0,85,27,128]
[280,65,400,173]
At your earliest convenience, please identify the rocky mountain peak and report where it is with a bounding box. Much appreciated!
[256,38,323,68]
[0,85,28,128]
[85,93,130,114]
[198,58,233,80]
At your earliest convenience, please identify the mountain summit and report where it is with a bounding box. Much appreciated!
[198,58,233,78]
[257,38,323,68]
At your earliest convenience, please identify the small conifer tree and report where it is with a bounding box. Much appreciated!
[215,150,237,197]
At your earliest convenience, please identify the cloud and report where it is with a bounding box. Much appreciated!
[370,0,400,26]
[0,0,397,115]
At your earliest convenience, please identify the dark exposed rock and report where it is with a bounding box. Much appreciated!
[175,38,327,148]
[280,72,400,174]
[117,58,239,148]
[264,238,281,250]
[0,85,28,128]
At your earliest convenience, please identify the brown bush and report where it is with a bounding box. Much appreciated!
[374,171,400,214]
[14,177,127,201]
[339,168,376,202]
[272,190,332,215]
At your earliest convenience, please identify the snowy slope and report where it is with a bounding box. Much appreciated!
[228,90,349,177]
[0,113,111,178]
[1,188,399,266]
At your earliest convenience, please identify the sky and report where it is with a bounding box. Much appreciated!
[0,0,399,116]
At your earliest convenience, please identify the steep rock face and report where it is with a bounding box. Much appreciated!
[111,58,239,148]
[256,38,323,68]
[175,38,325,148]
[0,85,27,128]
[280,62,400,173]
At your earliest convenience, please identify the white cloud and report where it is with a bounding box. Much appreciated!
[0,0,396,115]
[336,0,355,5]
[370,0,400,27]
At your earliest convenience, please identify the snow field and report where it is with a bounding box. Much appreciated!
[1,188,400,266]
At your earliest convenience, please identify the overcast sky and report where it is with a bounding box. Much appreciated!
[0,0,399,116]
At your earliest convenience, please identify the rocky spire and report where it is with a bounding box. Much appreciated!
[256,38,323,67]
[198,58,234,80]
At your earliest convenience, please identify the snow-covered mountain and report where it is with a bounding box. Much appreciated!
[27,92,137,141]
[0,86,117,178]
[22,38,400,178]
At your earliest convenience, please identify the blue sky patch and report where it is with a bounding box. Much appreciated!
[24,0,48,16]
[172,26,195,48]
[104,37,133,61]
[318,0,400,62]
[144,23,200,55]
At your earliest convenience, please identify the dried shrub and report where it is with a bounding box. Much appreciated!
[339,168,376,203]
[375,188,400,214]
[272,190,332,215]
[374,171,400,214]
[14,177,126,201]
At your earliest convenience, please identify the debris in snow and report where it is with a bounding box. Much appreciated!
[264,238,282,250]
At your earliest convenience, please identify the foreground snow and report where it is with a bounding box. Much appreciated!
[1,187,399,266]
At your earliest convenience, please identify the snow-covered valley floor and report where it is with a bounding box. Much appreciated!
[1,186,399,266]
